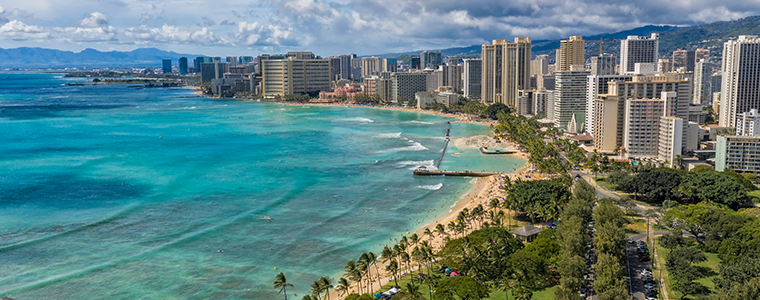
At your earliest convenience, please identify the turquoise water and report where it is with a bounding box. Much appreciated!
[0,73,525,299]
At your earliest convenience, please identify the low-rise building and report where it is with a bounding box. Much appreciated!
[716,135,760,172]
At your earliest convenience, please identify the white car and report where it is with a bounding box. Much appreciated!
[645,297,658,300]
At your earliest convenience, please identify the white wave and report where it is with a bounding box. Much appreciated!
[340,117,374,123]
[417,183,443,190]
[379,142,429,154]
[408,120,434,125]
[396,160,436,170]
[378,132,402,138]
[186,106,197,110]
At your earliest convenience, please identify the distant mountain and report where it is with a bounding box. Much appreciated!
[373,16,760,62]
[0,47,202,68]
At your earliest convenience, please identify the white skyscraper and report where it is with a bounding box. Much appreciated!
[586,74,633,136]
[719,35,760,128]
[554,67,590,128]
[620,34,659,75]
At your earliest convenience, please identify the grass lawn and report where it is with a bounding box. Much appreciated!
[625,217,647,234]
[749,190,760,203]
[654,238,721,299]
[377,272,557,300]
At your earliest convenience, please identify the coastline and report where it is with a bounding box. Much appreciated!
[280,101,498,126]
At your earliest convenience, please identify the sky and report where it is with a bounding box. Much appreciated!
[0,0,758,57]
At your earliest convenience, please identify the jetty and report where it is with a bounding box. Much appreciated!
[479,147,518,155]
[435,127,452,169]
[413,169,499,177]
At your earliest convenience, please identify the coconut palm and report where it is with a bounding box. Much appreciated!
[335,277,349,297]
[435,223,446,237]
[365,252,380,291]
[404,282,424,300]
[409,233,420,250]
[386,260,400,287]
[273,272,294,300]
[310,280,324,300]
[423,228,433,241]
[344,260,360,294]
[319,276,333,300]
[357,254,370,293]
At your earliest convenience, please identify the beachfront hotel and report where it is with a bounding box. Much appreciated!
[261,58,331,96]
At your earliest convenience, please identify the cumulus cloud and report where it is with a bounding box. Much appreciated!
[124,24,225,45]
[0,20,49,40]
[0,0,759,54]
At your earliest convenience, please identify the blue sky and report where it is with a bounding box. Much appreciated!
[0,0,758,57]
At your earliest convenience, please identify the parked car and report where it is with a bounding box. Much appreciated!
[628,238,634,244]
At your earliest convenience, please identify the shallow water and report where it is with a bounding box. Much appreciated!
[0,73,525,299]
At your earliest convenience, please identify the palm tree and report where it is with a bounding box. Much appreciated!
[366,252,380,291]
[386,260,400,287]
[273,272,294,300]
[301,295,314,300]
[344,260,360,294]
[310,280,324,300]
[335,277,349,297]
[405,282,424,300]
[319,276,333,300]
[409,233,420,250]
[357,254,371,293]
[435,223,446,237]
[423,228,433,242]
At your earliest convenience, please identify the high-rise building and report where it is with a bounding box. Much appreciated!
[195,57,214,74]
[693,59,712,105]
[695,48,710,63]
[226,56,238,67]
[328,57,341,81]
[420,51,442,69]
[239,56,254,65]
[178,57,188,75]
[162,58,172,74]
[672,49,696,72]
[657,59,673,73]
[361,57,382,79]
[481,38,531,107]
[736,109,760,136]
[531,54,549,77]
[620,34,659,74]
[592,75,691,155]
[592,94,622,152]
[590,54,617,76]
[364,76,393,102]
[200,61,227,83]
[339,54,356,80]
[391,72,433,103]
[586,74,633,136]
[382,58,398,73]
[410,56,421,70]
[261,58,330,96]
[463,59,482,99]
[286,52,316,59]
[658,116,684,167]
[553,67,590,127]
[716,135,760,172]
[437,64,463,91]
[719,35,760,128]
[533,90,554,119]
[558,36,585,71]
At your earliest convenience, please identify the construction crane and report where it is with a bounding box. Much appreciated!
[586,37,617,55]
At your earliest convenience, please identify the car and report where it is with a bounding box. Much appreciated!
[641,270,653,277]
[645,284,657,290]
[628,238,634,244]
[642,277,655,283]
[646,297,658,300]
[646,291,659,298]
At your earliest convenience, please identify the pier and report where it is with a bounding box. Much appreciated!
[435,126,451,169]
[413,169,499,177]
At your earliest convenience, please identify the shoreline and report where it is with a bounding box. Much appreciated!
[280,101,499,126]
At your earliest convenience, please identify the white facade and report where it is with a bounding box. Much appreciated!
[620,34,659,75]
[737,109,760,136]
[719,35,760,128]
[586,75,633,136]
[658,117,684,167]
[590,55,617,76]
[392,72,432,103]
[554,68,591,127]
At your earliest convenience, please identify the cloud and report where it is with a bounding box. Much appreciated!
[0,20,49,40]
[220,20,236,26]
[79,12,109,28]
[201,17,215,27]
[124,24,225,45]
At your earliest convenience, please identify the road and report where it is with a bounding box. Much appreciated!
[626,232,668,300]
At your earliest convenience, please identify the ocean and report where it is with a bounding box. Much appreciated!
[0,72,525,299]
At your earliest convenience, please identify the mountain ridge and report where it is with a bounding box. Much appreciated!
[0,47,201,68]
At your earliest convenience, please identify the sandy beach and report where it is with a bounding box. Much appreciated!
[281,101,499,126]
